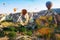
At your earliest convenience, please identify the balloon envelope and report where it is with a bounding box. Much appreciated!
[3,3,5,5]
[13,8,17,12]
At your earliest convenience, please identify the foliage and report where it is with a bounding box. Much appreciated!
[56,34,60,40]
[36,27,56,40]
[1,15,60,40]
[7,32,16,40]
[26,30,32,36]
[37,27,53,35]
[18,26,27,32]
[5,20,13,22]
[54,27,60,34]
[0,31,5,37]
[3,26,17,32]
[35,16,57,28]
[35,16,57,40]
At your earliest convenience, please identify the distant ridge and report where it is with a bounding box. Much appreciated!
[38,8,60,15]
[53,8,60,14]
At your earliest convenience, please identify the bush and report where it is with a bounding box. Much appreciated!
[18,26,26,32]
[3,26,17,32]
[54,27,60,34]
[7,32,16,40]
[5,20,13,22]
[8,26,17,32]
[0,31,5,37]
[26,30,32,36]
[3,27,10,31]
[37,34,43,38]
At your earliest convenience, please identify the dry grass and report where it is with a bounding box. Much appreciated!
[37,27,53,35]
[0,36,9,40]
[1,22,20,27]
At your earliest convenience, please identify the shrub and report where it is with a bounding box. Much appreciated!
[7,32,16,40]
[37,27,54,40]
[8,26,17,32]
[37,34,43,38]
[5,20,13,22]
[0,31,5,37]
[18,26,26,32]
[26,30,32,36]
[37,27,53,35]
[3,26,17,32]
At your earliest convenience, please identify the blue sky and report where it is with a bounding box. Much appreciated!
[0,0,60,14]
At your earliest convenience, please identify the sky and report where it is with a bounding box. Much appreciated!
[0,0,60,14]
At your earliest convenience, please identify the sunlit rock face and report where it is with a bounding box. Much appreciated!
[11,13,21,22]
[11,12,34,22]
[0,14,5,20]
[4,13,21,22]
[0,14,6,22]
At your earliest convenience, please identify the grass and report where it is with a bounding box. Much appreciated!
[1,21,20,27]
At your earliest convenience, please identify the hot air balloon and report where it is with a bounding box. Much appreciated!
[13,8,17,12]
[3,3,5,5]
